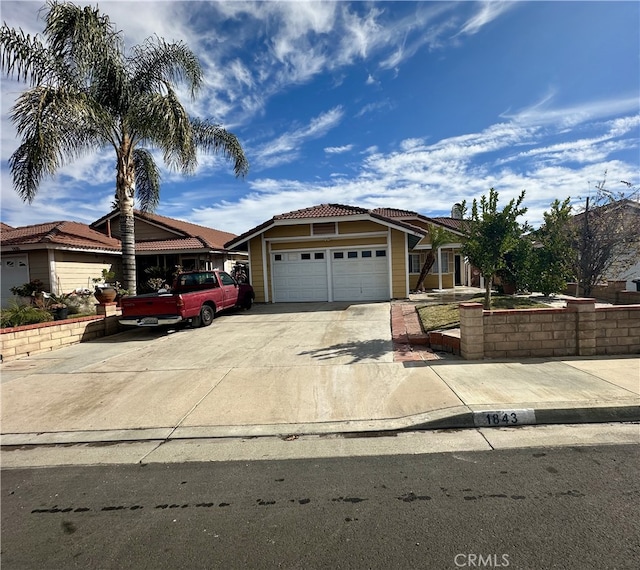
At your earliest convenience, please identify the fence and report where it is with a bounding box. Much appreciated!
[460,298,640,360]
[0,303,121,363]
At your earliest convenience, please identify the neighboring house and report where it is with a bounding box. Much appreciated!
[90,210,248,285]
[0,212,246,306]
[0,221,122,306]
[571,198,640,291]
[224,203,468,304]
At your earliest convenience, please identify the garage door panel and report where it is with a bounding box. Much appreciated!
[272,254,328,302]
[331,249,389,301]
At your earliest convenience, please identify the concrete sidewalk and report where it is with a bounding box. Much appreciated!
[1,302,638,447]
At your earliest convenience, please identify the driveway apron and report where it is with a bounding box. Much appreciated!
[0,303,465,436]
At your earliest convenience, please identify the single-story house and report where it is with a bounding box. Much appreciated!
[224,203,468,303]
[1,211,247,306]
[90,210,248,284]
[0,221,122,306]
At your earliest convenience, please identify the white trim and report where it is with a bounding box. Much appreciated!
[48,250,57,294]
[262,233,269,303]
[2,244,121,255]
[437,247,443,290]
[265,231,389,243]
[404,232,409,297]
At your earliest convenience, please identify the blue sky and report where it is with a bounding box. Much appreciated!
[1,0,638,235]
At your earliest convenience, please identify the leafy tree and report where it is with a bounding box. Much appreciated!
[572,175,640,297]
[461,188,528,308]
[0,1,249,295]
[526,198,574,296]
[414,225,456,292]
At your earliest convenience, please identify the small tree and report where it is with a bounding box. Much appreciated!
[527,198,575,296]
[414,225,456,292]
[573,175,640,296]
[461,188,528,308]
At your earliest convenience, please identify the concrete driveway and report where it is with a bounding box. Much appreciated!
[0,302,464,440]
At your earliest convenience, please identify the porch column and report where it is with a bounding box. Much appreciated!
[437,247,443,290]
[48,249,57,294]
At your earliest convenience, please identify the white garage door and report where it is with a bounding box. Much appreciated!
[272,252,329,302]
[331,248,389,301]
[1,255,30,307]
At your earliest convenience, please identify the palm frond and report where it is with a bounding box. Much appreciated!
[191,118,249,178]
[129,89,197,172]
[0,24,54,85]
[44,0,124,80]
[9,85,105,201]
[133,148,161,212]
[130,37,203,98]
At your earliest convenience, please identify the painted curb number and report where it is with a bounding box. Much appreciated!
[473,409,536,427]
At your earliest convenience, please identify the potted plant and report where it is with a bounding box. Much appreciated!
[92,269,118,304]
[9,279,45,304]
[45,293,71,320]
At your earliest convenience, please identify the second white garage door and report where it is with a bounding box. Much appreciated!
[271,248,389,302]
[331,248,389,301]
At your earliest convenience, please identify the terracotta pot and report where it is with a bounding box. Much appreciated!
[95,286,117,304]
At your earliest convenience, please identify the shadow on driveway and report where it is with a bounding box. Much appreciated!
[298,338,391,364]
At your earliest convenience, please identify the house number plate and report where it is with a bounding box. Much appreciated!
[473,409,536,427]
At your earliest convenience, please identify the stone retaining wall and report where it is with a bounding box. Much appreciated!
[460,299,640,360]
[0,303,122,363]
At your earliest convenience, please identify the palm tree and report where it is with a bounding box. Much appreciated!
[414,226,454,292]
[0,1,249,295]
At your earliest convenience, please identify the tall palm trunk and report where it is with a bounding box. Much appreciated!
[116,140,137,295]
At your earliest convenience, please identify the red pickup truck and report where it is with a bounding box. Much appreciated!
[119,269,255,327]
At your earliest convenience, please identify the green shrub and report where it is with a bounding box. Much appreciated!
[0,300,53,328]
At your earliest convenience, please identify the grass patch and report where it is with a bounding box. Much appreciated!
[417,295,551,332]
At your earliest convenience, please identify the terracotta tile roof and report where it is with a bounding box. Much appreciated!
[225,203,428,249]
[371,207,420,218]
[0,222,15,233]
[0,221,122,251]
[428,217,467,233]
[136,237,209,252]
[91,210,237,251]
[275,203,370,219]
[134,211,237,249]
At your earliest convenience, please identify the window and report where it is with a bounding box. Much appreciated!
[219,272,236,286]
[274,254,282,261]
[375,250,387,257]
[333,252,344,259]
[347,251,358,259]
[409,254,421,274]
[301,253,311,260]
[314,252,325,260]
[432,252,449,273]
[361,250,372,258]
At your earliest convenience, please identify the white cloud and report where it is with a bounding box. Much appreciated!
[458,1,516,36]
[324,145,354,154]
[253,106,345,168]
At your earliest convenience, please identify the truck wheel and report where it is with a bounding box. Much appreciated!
[200,304,215,327]
[242,294,254,310]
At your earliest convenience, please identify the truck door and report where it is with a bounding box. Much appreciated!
[218,271,239,309]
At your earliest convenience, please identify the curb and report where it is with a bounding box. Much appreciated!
[2,404,639,447]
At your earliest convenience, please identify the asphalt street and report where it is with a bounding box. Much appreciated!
[2,443,639,570]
